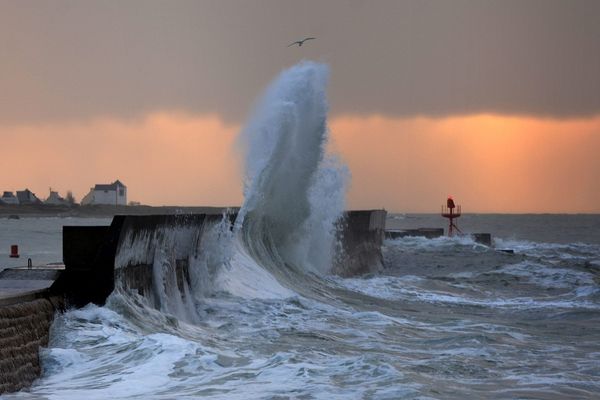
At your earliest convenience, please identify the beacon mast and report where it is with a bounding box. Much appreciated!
[441,196,462,236]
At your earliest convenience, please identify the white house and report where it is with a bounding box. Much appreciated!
[45,191,69,206]
[16,189,42,204]
[1,191,19,205]
[81,180,127,206]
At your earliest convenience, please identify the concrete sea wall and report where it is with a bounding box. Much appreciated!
[114,210,387,298]
[0,210,387,394]
[333,210,387,276]
[0,298,55,394]
[113,214,228,309]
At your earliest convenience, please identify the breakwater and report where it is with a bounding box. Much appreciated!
[112,211,385,306]
[0,268,63,394]
[0,297,57,393]
[0,210,386,394]
[333,210,387,276]
[112,211,386,308]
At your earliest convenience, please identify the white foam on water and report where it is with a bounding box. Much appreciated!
[339,275,600,311]
[19,300,423,400]
[385,234,489,252]
[214,237,294,299]
[492,261,596,289]
[495,237,600,260]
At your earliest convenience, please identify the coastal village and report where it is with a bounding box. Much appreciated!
[0,180,129,207]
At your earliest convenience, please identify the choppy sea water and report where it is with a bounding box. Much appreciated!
[1,214,598,400]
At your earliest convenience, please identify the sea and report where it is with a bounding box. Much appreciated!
[2,61,599,399]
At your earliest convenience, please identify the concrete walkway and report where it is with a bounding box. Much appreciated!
[0,267,63,305]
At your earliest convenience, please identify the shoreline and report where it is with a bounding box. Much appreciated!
[2,205,598,218]
[0,204,239,218]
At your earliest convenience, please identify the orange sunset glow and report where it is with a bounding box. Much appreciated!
[331,114,600,213]
[0,114,242,207]
[1,113,598,213]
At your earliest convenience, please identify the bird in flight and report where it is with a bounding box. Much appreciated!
[287,37,316,47]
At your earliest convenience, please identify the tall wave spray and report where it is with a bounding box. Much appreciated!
[236,61,347,276]
[110,62,347,318]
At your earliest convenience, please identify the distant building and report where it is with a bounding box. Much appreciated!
[45,191,69,206]
[16,189,42,204]
[81,180,127,206]
[1,191,19,205]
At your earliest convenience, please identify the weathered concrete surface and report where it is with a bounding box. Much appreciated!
[0,268,62,305]
[0,268,64,395]
[0,293,59,395]
[333,210,387,276]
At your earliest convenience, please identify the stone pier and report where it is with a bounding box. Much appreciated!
[0,268,63,394]
[0,210,387,394]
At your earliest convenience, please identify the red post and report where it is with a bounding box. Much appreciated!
[10,245,19,258]
[441,197,462,236]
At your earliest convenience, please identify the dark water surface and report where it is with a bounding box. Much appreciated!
[2,215,599,399]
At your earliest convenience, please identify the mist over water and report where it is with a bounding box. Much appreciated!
[4,63,600,399]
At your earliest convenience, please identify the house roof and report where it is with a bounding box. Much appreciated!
[16,189,34,199]
[47,191,64,200]
[94,180,126,191]
[94,184,116,191]
[16,189,40,203]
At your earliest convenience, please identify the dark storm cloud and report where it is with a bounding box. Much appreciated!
[1,0,599,124]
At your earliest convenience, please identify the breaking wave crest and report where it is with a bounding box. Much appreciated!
[237,61,347,276]
[210,61,348,303]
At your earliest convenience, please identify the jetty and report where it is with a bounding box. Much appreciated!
[0,210,386,394]
[0,268,63,393]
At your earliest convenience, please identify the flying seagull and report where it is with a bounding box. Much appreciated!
[287,37,316,47]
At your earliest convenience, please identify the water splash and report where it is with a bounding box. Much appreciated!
[236,61,347,274]
[110,61,347,316]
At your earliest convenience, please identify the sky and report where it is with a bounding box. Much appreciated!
[1,0,599,213]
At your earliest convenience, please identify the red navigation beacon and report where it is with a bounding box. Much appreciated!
[441,196,462,236]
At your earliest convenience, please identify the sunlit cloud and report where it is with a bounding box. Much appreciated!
[0,113,243,206]
[331,114,600,213]
[0,112,598,212]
